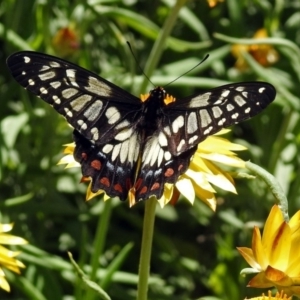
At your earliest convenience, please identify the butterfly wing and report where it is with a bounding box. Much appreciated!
[161,82,276,155]
[133,82,276,201]
[7,51,144,200]
[7,51,142,144]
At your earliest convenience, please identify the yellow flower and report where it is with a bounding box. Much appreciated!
[0,223,28,292]
[59,129,246,209]
[238,205,300,298]
[231,29,279,70]
[157,129,245,209]
[247,290,292,300]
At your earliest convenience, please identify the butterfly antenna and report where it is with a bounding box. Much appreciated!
[164,54,210,88]
[126,41,155,87]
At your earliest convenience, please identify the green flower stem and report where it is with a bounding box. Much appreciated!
[137,197,157,300]
[139,0,188,94]
[86,200,112,300]
[245,161,289,222]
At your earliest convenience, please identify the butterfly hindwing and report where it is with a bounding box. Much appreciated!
[73,130,141,200]
[134,132,197,200]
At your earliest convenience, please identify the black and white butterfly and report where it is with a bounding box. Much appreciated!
[7,51,276,202]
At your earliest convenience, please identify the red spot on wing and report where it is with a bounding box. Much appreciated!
[150,182,160,191]
[100,177,110,187]
[135,178,143,190]
[140,186,148,195]
[164,168,174,177]
[81,152,88,160]
[91,160,101,170]
[114,183,123,193]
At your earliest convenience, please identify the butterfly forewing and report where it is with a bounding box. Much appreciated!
[162,82,276,155]
[7,51,142,145]
[7,51,276,203]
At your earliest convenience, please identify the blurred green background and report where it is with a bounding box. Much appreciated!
[1,0,300,299]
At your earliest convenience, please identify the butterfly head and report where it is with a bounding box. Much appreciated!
[147,87,176,106]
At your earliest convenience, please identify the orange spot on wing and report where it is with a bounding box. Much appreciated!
[164,168,174,177]
[91,160,101,170]
[100,177,110,187]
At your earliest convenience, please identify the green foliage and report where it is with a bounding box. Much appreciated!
[0,0,299,299]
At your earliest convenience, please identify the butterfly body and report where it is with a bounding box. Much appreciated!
[7,51,276,202]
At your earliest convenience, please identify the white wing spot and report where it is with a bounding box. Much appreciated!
[236,86,245,92]
[234,95,246,106]
[245,107,251,114]
[38,71,56,81]
[112,144,122,162]
[120,140,130,163]
[188,92,212,108]
[85,76,111,96]
[83,100,103,121]
[150,143,161,166]
[115,128,134,141]
[105,106,121,124]
[218,118,226,126]
[226,104,234,111]
[163,126,171,136]
[62,88,78,99]
[24,56,30,63]
[242,92,248,97]
[221,90,230,97]
[177,139,186,152]
[50,81,61,89]
[103,144,113,154]
[188,135,198,144]
[164,151,172,161]
[64,107,73,117]
[199,109,212,127]
[28,79,35,85]
[157,149,164,167]
[128,133,139,164]
[116,120,130,130]
[172,115,184,134]
[187,112,198,134]
[231,113,239,119]
[212,106,222,118]
[91,127,99,140]
[203,126,213,135]
[49,61,61,68]
[158,132,168,147]
[22,71,26,75]
[40,87,48,94]
[52,95,61,104]
[259,87,266,93]
[70,94,92,112]
[40,65,50,71]
[77,120,88,130]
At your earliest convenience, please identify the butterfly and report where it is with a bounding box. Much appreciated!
[7,51,276,203]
